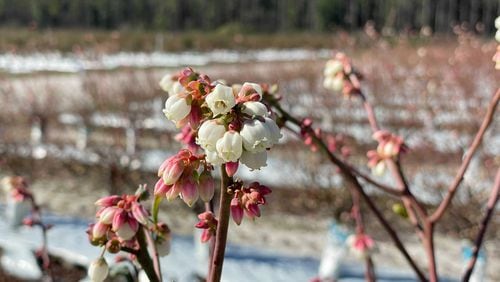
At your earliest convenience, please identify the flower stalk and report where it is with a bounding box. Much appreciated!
[208,164,233,282]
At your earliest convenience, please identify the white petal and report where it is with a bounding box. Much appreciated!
[240,150,267,170]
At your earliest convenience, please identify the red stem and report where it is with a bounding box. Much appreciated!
[430,89,500,223]
[208,165,233,282]
[462,168,500,281]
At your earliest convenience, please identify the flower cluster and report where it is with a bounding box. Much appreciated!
[494,16,500,70]
[154,149,215,206]
[195,211,218,243]
[346,234,376,259]
[367,130,407,175]
[2,176,32,203]
[90,194,150,243]
[323,53,359,97]
[230,182,272,225]
[160,69,282,172]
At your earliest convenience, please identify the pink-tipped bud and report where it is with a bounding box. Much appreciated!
[230,197,244,225]
[154,178,171,196]
[166,181,183,201]
[112,210,127,232]
[246,203,261,218]
[92,221,109,240]
[99,207,118,225]
[198,172,215,202]
[95,195,121,207]
[162,159,185,185]
[131,202,149,226]
[116,218,139,241]
[180,179,199,207]
[189,105,202,129]
[225,162,239,177]
[200,229,212,243]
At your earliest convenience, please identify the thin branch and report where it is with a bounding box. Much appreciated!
[430,89,500,223]
[282,124,402,197]
[269,99,427,281]
[462,168,500,282]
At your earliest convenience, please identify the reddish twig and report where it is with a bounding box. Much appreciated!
[462,168,500,281]
[430,89,500,223]
[269,99,427,281]
[208,165,233,282]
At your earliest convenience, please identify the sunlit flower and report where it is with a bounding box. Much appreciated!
[241,101,268,117]
[196,120,226,151]
[162,95,190,124]
[239,150,267,170]
[240,119,271,153]
[205,84,236,116]
[323,59,344,77]
[216,131,243,162]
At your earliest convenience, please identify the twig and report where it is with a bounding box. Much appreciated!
[268,99,427,281]
[208,165,233,282]
[430,89,500,223]
[462,168,500,281]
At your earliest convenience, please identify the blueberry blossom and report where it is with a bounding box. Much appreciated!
[205,84,236,116]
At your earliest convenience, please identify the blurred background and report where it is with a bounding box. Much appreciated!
[0,0,499,281]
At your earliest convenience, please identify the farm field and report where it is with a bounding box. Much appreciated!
[1,32,499,281]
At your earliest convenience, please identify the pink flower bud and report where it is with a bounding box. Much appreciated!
[166,180,183,201]
[225,161,239,177]
[198,172,215,202]
[180,179,199,207]
[162,159,185,186]
[92,221,109,239]
[246,203,261,218]
[112,210,127,232]
[116,217,139,241]
[200,229,212,243]
[131,202,149,226]
[230,197,244,225]
[154,178,171,195]
[95,195,121,207]
[99,207,118,225]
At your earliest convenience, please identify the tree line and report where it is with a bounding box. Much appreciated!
[0,0,498,34]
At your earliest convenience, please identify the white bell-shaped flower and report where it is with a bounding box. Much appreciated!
[240,82,263,100]
[323,76,344,92]
[205,150,224,166]
[88,258,109,282]
[240,119,271,153]
[196,120,226,151]
[163,95,190,123]
[240,150,267,170]
[241,101,268,117]
[205,84,236,116]
[324,60,344,77]
[263,117,282,146]
[159,75,184,95]
[216,131,243,162]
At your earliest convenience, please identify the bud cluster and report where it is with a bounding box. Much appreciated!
[154,149,215,206]
[90,194,149,244]
[195,211,218,243]
[230,182,272,225]
[367,130,407,175]
[323,53,359,97]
